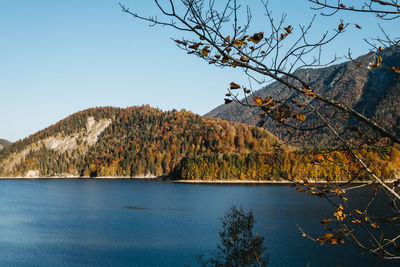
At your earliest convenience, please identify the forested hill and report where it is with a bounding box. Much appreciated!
[0,106,280,178]
[0,139,11,150]
[206,46,400,146]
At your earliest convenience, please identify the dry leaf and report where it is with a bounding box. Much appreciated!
[201,46,211,57]
[174,39,187,46]
[230,82,241,89]
[240,55,250,62]
[284,25,292,33]
[248,32,264,44]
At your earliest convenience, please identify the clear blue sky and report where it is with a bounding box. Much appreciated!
[0,0,397,142]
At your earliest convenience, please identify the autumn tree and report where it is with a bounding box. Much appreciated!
[120,0,400,259]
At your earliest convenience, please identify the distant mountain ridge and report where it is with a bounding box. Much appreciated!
[206,46,400,145]
[0,139,11,150]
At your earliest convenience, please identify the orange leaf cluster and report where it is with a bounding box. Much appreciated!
[248,32,264,44]
[296,114,306,121]
[280,25,292,40]
[334,205,346,221]
[201,46,211,57]
[330,188,346,195]
[370,56,383,69]
[253,96,263,106]
[317,233,344,245]
[189,42,201,50]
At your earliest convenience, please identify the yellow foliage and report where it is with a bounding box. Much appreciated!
[334,205,346,221]
[253,97,263,106]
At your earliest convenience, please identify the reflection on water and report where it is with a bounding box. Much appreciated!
[125,206,151,210]
[0,179,397,267]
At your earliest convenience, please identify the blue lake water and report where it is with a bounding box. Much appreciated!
[0,179,397,267]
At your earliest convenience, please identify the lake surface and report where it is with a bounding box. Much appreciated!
[0,179,398,267]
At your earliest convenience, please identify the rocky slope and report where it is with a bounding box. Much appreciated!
[0,139,11,150]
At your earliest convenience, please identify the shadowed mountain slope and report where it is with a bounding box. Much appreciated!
[207,47,400,146]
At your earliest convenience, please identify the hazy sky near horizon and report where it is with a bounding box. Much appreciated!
[0,0,398,142]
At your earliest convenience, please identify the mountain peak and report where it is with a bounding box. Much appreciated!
[207,46,400,145]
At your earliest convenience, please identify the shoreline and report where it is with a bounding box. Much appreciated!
[172,179,293,184]
[0,176,385,185]
[170,179,380,184]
